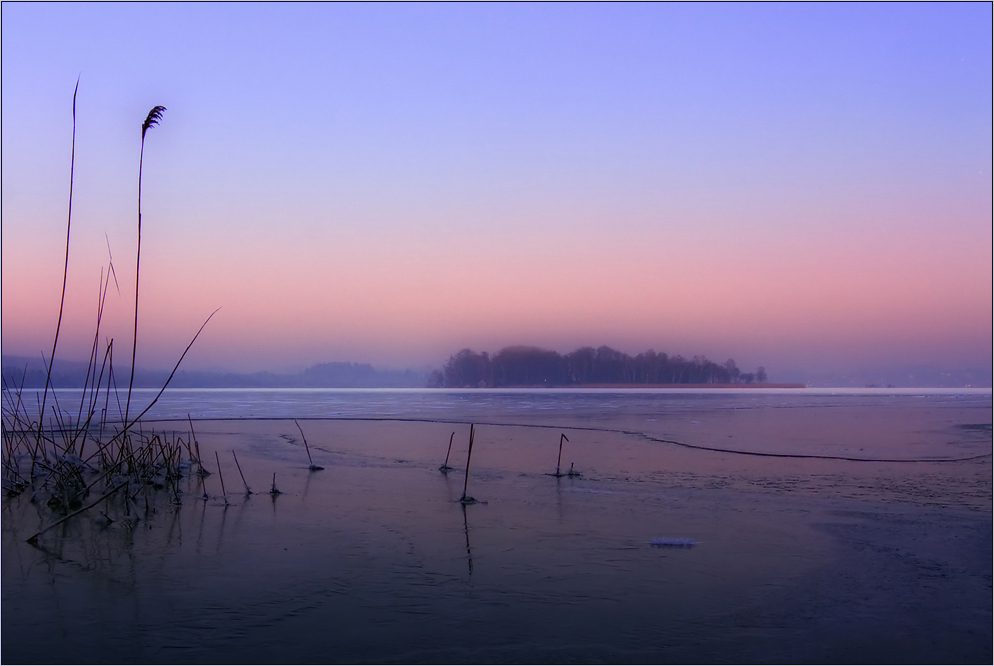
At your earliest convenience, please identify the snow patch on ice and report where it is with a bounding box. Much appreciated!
[650,537,699,548]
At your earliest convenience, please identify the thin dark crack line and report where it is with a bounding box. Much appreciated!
[120,416,994,464]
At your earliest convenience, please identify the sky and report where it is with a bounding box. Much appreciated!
[2,3,991,382]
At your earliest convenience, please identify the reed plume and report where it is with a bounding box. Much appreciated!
[142,105,166,138]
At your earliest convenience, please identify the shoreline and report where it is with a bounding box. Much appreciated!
[499,382,807,389]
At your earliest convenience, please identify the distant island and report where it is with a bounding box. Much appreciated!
[431,345,787,388]
[1,345,792,390]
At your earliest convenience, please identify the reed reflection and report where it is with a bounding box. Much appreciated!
[461,502,473,578]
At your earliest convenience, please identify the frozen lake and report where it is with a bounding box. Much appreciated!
[3,389,991,663]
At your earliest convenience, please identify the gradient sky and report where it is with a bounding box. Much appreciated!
[2,3,991,379]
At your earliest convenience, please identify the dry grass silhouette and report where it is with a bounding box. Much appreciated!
[2,90,222,545]
[36,77,79,450]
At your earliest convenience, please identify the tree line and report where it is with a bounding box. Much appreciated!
[431,345,768,388]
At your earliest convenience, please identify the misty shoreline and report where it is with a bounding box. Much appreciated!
[498,382,805,389]
[3,354,988,390]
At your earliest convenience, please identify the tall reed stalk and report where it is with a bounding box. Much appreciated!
[37,78,80,448]
[124,105,166,432]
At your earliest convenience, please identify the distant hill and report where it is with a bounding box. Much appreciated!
[0,356,428,389]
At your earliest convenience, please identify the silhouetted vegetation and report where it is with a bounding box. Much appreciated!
[2,94,222,543]
[439,345,768,388]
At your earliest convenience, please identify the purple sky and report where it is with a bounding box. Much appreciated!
[2,3,991,381]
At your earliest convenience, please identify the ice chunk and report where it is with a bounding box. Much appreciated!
[649,537,699,548]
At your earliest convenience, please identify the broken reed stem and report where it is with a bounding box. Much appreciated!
[191,418,208,477]
[232,450,251,494]
[556,433,569,476]
[214,451,228,505]
[187,414,198,460]
[461,424,475,500]
[112,309,220,440]
[443,431,454,467]
[294,419,314,467]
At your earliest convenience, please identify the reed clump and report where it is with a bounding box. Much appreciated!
[2,90,218,545]
[3,384,203,545]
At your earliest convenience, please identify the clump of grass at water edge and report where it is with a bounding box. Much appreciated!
[1,86,218,548]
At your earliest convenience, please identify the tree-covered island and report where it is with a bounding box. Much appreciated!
[431,345,778,388]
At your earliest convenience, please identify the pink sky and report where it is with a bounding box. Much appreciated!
[2,4,991,380]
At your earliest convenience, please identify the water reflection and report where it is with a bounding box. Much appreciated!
[461,502,473,578]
